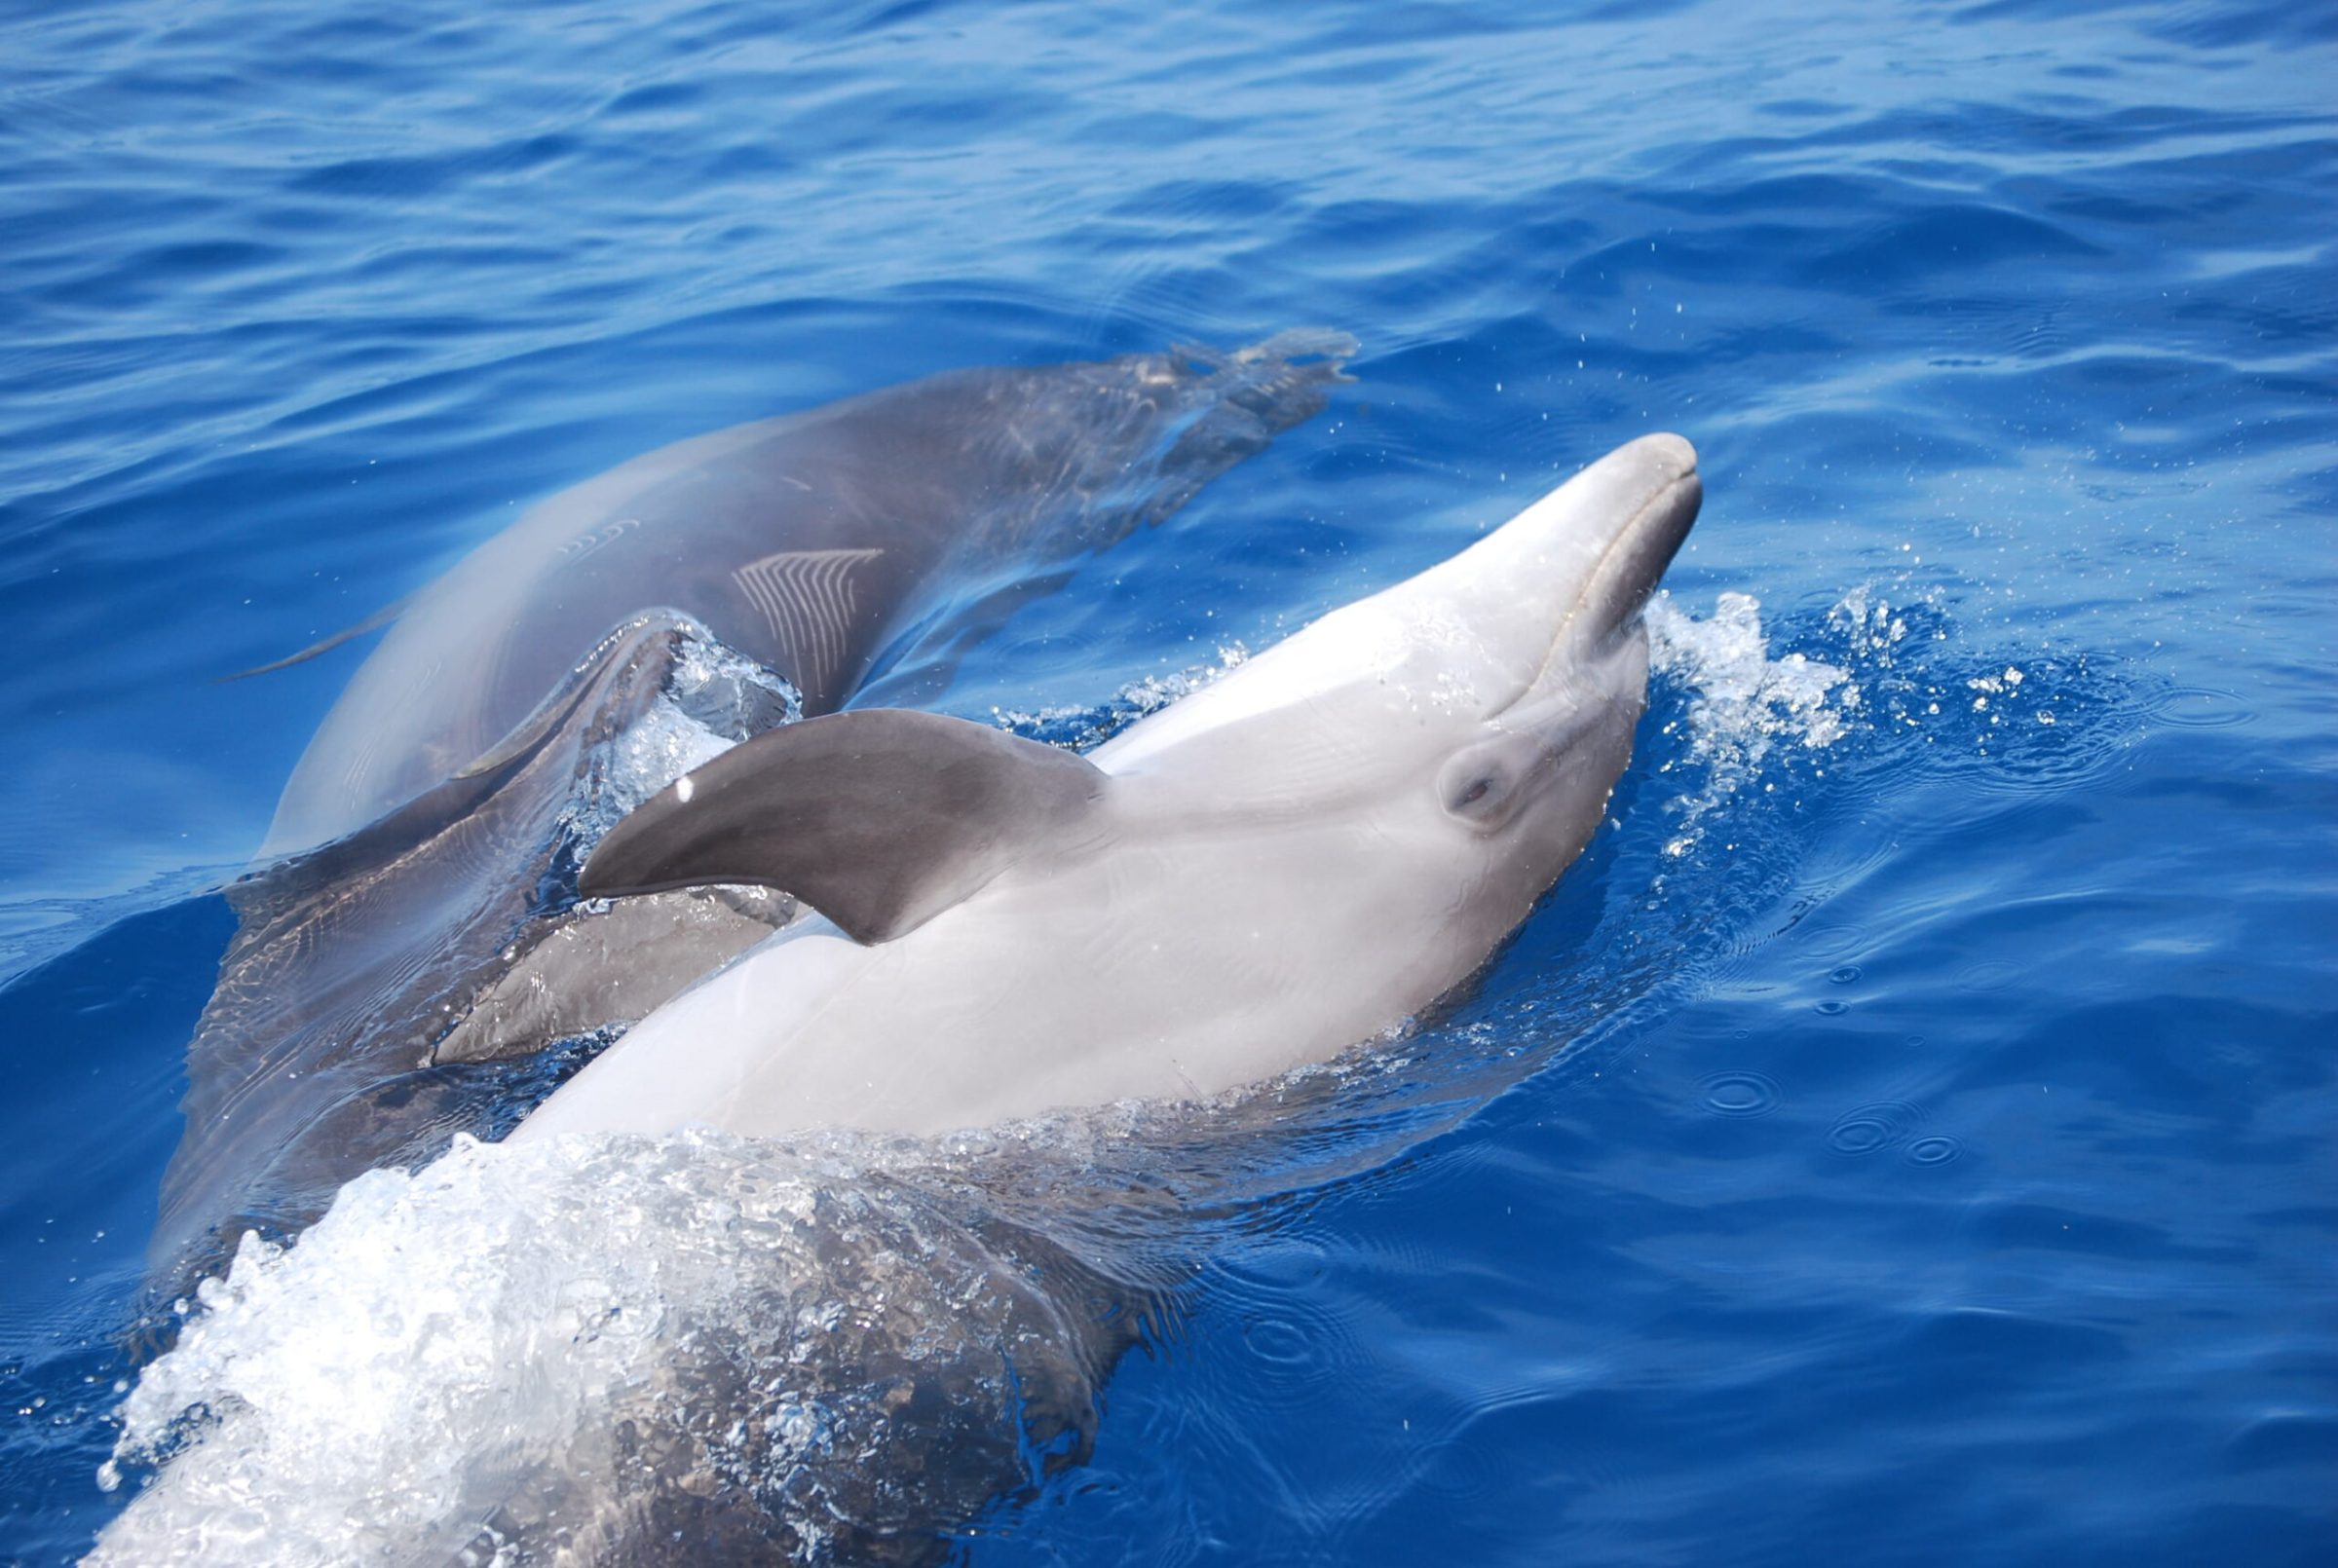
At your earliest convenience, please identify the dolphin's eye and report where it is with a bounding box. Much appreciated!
[1441,754,1517,829]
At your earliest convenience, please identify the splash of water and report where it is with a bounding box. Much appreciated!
[565,621,803,850]
[1644,590,1863,851]
[96,1131,1134,1565]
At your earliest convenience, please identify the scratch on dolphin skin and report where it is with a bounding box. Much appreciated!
[554,516,644,564]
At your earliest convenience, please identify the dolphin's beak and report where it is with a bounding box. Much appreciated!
[1414,432,1701,716]
[1563,432,1701,649]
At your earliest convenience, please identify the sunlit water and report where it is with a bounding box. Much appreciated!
[2,1,2331,1563]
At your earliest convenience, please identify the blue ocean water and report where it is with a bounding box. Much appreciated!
[2,0,2333,1561]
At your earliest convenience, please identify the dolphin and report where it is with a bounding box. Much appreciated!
[149,333,1354,1304]
[514,432,1700,1146]
[96,432,1701,1566]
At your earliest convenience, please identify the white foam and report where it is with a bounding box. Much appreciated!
[93,1130,1090,1564]
[99,1139,681,1561]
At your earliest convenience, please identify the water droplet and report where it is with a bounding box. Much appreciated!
[1828,964,1863,985]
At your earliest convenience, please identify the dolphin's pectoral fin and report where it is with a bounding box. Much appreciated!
[433,886,797,1065]
[579,709,1107,945]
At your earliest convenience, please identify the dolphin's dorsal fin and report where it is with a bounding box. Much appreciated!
[579,709,1108,945]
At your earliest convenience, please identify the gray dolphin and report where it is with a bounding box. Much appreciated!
[516,432,1700,1145]
[151,333,1354,1303]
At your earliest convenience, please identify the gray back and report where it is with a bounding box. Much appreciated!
[265,336,1353,857]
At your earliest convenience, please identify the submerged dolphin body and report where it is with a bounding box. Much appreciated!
[152,335,1354,1302]
[518,432,1701,1146]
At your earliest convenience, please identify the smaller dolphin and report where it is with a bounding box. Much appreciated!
[515,433,1701,1144]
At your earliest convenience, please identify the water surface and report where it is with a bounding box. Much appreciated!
[2,0,2332,1561]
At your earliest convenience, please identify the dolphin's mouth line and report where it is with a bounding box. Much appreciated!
[1501,462,1700,716]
